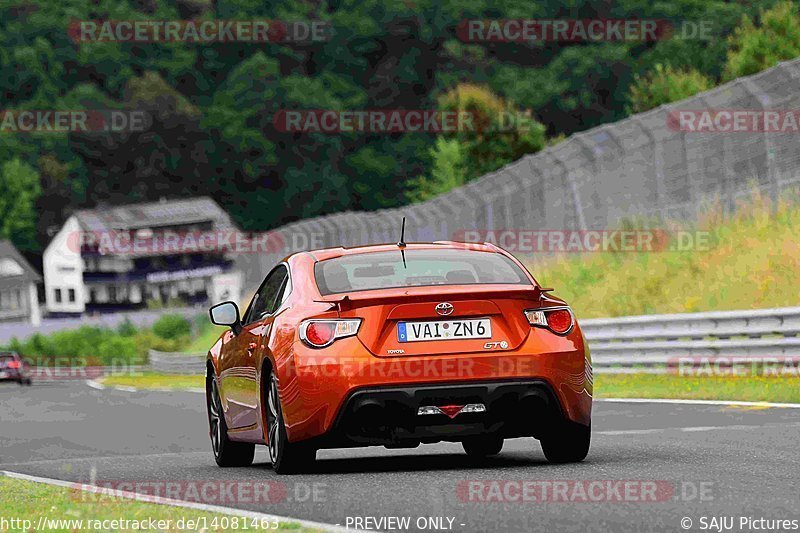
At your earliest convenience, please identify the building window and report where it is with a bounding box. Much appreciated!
[68,288,76,303]
[0,290,19,310]
[55,288,62,303]
[108,286,117,302]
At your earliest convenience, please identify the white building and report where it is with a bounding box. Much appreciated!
[0,240,41,325]
[43,197,243,316]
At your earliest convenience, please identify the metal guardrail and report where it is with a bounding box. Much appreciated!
[148,307,800,375]
[148,350,207,374]
[27,308,794,381]
[581,307,800,373]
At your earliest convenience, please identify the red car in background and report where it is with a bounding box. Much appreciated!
[0,352,32,386]
[206,241,592,474]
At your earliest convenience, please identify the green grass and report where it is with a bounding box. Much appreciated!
[101,372,204,390]
[101,372,800,404]
[185,322,226,353]
[595,374,800,403]
[0,476,313,532]
[528,191,800,317]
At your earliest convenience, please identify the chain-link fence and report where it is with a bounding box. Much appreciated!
[238,58,800,289]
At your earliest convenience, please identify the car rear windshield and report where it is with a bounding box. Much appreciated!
[314,248,531,295]
[0,355,14,364]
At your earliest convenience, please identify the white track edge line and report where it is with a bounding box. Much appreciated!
[597,398,800,408]
[1,470,367,533]
[85,379,105,390]
[85,379,204,394]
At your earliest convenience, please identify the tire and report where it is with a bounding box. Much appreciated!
[207,373,255,467]
[462,435,504,457]
[540,422,590,463]
[265,372,316,474]
[24,378,32,386]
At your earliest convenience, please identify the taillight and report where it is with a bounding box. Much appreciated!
[300,319,361,348]
[524,306,575,335]
[7,360,21,369]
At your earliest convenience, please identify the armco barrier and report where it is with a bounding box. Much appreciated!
[148,350,207,374]
[25,308,798,381]
[581,306,800,373]
[148,307,800,375]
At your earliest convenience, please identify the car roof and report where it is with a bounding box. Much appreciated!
[296,241,502,262]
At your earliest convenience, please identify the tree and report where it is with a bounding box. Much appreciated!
[436,84,546,181]
[723,1,800,81]
[0,158,42,251]
[406,138,467,203]
[626,64,714,114]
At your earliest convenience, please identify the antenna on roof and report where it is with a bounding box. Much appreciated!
[397,217,407,248]
[397,217,407,269]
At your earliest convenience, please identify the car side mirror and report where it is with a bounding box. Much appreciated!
[209,301,242,334]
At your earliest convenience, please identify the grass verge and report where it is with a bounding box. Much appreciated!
[185,323,226,353]
[100,372,800,404]
[100,372,204,391]
[527,190,800,317]
[595,374,800,403]
[0,476,312,532]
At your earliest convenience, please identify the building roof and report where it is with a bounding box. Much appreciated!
[0,240,41,289]
[73,197,235,232]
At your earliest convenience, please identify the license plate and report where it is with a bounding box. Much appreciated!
[0,372,7,378]
[398,318,492,342]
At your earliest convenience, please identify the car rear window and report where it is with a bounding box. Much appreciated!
[0,355,14,364]
[314,248,531,295]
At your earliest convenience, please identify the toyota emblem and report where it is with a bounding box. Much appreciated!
[435,302,454,316]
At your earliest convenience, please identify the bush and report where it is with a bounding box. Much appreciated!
[723,1,800,82]
[3,326,144,366]
[152,314,192,340]
[117,318,138,337]
[1,313,202,365]
[626,64,713,114]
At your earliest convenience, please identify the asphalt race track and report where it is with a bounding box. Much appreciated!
[1,381,798,532]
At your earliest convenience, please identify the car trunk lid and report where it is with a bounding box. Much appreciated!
[323,285,540,357]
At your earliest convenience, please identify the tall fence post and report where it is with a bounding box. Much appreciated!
[552,151,588,230]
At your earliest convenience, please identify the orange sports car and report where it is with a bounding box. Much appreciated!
[205,240,592,474]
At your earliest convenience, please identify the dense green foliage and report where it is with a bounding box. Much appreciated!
[152,313,192,339]
[626,64,713,114]
[1,0,798,252]
[0,158,41,251]
[723,1,800,81]
[3,314,198,364]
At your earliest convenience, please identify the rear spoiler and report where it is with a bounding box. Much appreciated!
[315,285,548,311]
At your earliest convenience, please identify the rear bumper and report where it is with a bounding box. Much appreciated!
[0,370,23,382]
[307,379,571,448]
[279,328,592,445]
